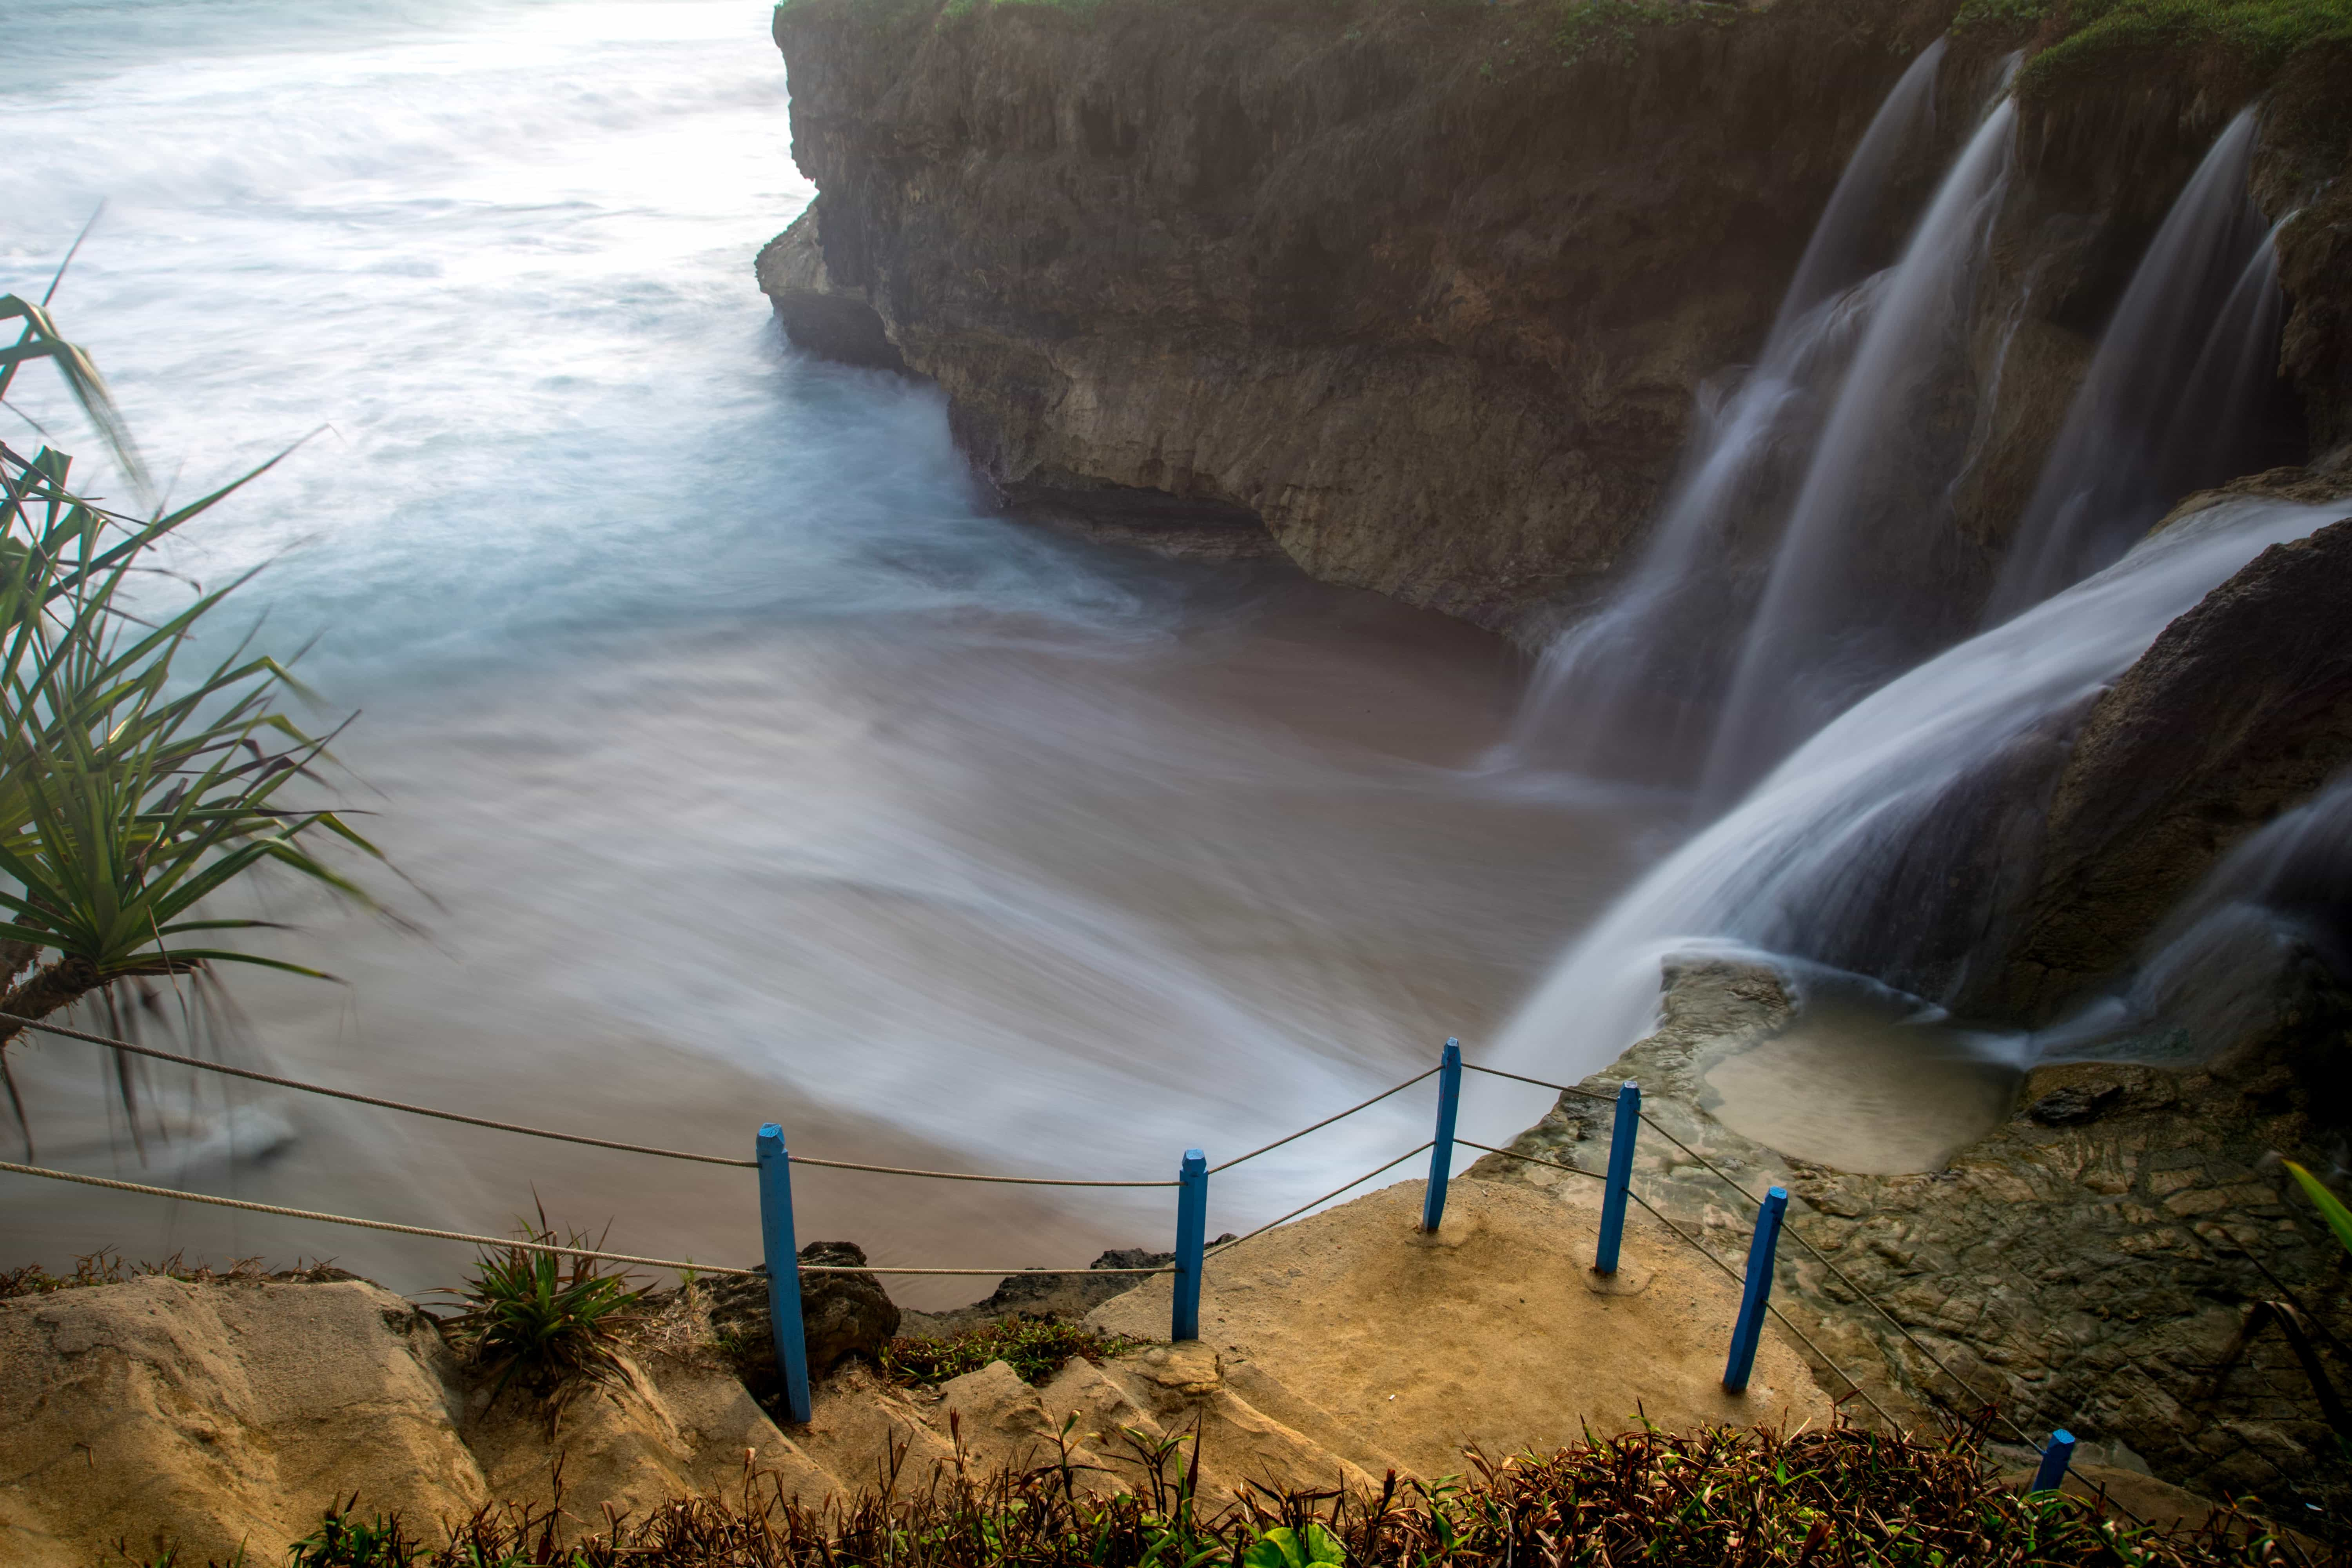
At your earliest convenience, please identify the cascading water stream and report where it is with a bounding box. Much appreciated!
[1488,496,2349,1094]
[1984,109,2290,620]
[1699,89,2020,805]
[2035,773,2352,1063]
[1769,40,1950,343]
[1504,41,1945,779]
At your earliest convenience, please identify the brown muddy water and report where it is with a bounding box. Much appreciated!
[6,564,1678,1306]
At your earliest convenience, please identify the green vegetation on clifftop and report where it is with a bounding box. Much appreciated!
[1965,0,2352,97]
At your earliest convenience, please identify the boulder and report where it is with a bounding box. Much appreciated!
[704,1240,900,1394]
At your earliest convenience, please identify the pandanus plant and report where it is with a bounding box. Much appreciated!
[0,289,385,1154]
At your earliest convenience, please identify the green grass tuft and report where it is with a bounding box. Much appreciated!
[878,1316,1147,1386]
[432,1203,643,1425]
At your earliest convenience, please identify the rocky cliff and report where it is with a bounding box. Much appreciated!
[766,0,1978,632]
[1474,955,2352,1518]
[762,0,2349,638]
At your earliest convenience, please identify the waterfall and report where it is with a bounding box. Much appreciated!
[1985,110,2288,621]
[1490,496,2350,1085]
[1699,94,2019,805]
[1506,282,1882,778]
[1505,41,1945,779]
[2035,773,2352,1064]
[1771,39,1949,340]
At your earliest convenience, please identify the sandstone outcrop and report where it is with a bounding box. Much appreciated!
[27,1197,1783,1564]
[0,1276,486,1568]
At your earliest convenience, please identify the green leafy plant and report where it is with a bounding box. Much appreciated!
[0,288,388,1156]
[1242,1522,1345,1568]
[878,1316,1146,1387]
[436,1203,644,1425]
[2283,1160,2352,1257]
[1553,0,1739,65]
[286,1499,425,1568]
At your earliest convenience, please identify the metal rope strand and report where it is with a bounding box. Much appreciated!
[0,1158,759,1274]
[0,1011,1176,1187]
[784,1154,1174,1188]
[0,1160,1178,1278]
[1616,1185,1910,1436]
[1457,1138,1604,1182]
[1207,1067,1441,1174]
[0,1012,755,1168]
[1461,1058,2031,1442]
[1210,1142,1437,1256]
[1449,1136,1904,1433]
[1461,1062,1614,1104]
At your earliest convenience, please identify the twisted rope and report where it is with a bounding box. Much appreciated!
[1207,1068,1440,1173]
[0,1160,1178,1276]
[0,1012,1180,1186]
[1210,1142,1437,1256]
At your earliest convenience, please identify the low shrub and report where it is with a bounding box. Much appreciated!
[433,1206,642,1424]
[209,1421,2310,1566]
[877,1315,1147,1386]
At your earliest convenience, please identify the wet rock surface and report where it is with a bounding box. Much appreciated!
[1991,505,2352,1021]
[898,1241,1234,1338]
[1474,956,2352,1520]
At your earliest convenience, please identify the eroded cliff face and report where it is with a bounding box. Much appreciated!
[763,0,2348,637]
[769,0,1986,632]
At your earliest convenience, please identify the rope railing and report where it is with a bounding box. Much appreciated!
[2,1009,2098,1496]
[1210,1142,1436,1255]
[0,1158,759,1275]
[1206,1068,1439,1174]
[1463,1059,2036,1445]
[0,1011,758,1167]
[1452,1134,1904,1433]
[1456,1137,1602,1181]
[1463,1061,1613,1104]
[0,1010,1188,1186]
[0,1159,1179,1278]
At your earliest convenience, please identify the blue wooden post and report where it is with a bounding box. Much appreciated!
[1421,1039,1463,1233]
[1594,1078,1640,1275]
[1722,1185,1788,1394]
[2031,1430,2078,1494]
[755,1123,814,1425]
[1172,1148,1208,1341]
